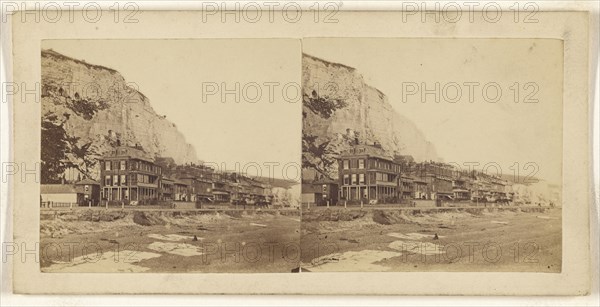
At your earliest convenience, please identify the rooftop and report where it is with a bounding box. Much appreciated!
[173,180,189,186]
[75,179,100,186]
[301,183,323,194]
[102,146,154,162]
[340,143,393,161]
[40,184,78,194]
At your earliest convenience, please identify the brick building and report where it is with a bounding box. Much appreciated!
[179,176,213,202]
[338,143,400,203]
[99,145,162,203]
[160,177,175,201]
[75,178,101,205]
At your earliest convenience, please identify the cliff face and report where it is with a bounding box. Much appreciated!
[41,49,198,181]
[302,54,438,180]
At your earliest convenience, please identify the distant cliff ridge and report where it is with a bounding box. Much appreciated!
[302,54,439,180]
[41,49,199,182]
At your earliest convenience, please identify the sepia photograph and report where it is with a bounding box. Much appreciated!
[300,38,563,272]
[4,7,594,299]
[38,39,302,273]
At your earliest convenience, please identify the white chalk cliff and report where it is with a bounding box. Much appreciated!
[41,49,199,180]
[302,54,439,180]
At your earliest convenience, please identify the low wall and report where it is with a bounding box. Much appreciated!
[442,200,472,207]
[413,199,436,208]
[172,202,196,209]
[303,205,554,214]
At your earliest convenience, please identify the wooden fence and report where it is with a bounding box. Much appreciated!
[40,201,77,208]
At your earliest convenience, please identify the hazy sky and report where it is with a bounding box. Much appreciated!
[303,38,563,184]
[43,39,302,180]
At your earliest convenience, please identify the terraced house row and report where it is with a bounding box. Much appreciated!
[99,145,273,206]
[337,143,513,206]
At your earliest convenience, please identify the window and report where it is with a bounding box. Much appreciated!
[84,185,89,192]
[105,161,111,171]
[121,175,126,185]
[358,159,365,169]
[113,175,119,186]
[343,160,349,170]
[351,174,357,185]
[359,174,365,184]
[343,175,349,185]
[105,175,111,186]
[120,161,126,171]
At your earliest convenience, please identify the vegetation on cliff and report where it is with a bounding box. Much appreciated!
[302,54,439,180]
[41,49,198,183]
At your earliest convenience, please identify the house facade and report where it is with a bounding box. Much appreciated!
[40,184,82,207]
[99,145,162,203]
[160,177,175,201]
[338,143,400,203]
[173,180,190,201]
[74,179,101,205]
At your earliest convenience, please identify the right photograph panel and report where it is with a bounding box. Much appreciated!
[300,38,563,272]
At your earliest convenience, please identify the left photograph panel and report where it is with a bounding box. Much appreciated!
[39,39,302,273]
